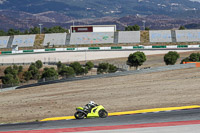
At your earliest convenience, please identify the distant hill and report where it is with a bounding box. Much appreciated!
[1,0,200,18]
[185,23,200,29]
[1,0,200,31]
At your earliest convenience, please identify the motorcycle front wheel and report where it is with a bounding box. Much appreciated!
[74,112,86,119]
[98,110,108,118]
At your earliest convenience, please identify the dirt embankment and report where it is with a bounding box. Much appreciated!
[0,67,200,123]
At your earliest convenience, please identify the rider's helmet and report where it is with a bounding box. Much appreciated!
[89,101,95,106]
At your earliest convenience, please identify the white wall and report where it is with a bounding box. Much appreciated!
[176,30,200,42]
[0,36,9,48]
[12,35,35,47]
[118,31,140,43]
[43,33,67,46]
[70,32,114,45]
[93,27,115,32]
[150,30,172,43]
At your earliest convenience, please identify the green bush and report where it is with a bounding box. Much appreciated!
[28,63,36,71]
[164,51,180,65]
[4,66,18,76]
[108,64,117,73]
[57,61,62,70]
[43,26,69,33]
[7,29,21,36]
[2,65,23,85]
[23,71,32,81]
[180,57,190,64]
[179,26,186,30]
[125,25,140,31]
[85,61,94,70]
[29,27,40,34]
[70,62,84,75]
[18,66,23,73]
[2,74,19,85]
[127,52,146,70]
[189,53,200,62]
[145,27,150,30]
[35,60,43,69]
[28,63,39,79]
[59,66,75,78]
[41,67,58,79]
[13,65,18,71]
[97,63,117,74]
[30,68,39,79]
[84,66,89,74]
[97,63,109,74]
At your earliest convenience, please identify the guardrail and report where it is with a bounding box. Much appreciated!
[0,62,57,66]
[0,45,200,55]
[14,63,195,90]
[0,63,195,92]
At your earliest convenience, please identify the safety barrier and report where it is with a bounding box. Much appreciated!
[150,30,172,43]
[70,32,114,45]
[183,62,200,67]
[12,35,36,47]
[0,36,10,48]
[0,44,199,55]
[118,31,140,43]
[43,33,67,46]
[0,30,200,49]
[176,30,200,42]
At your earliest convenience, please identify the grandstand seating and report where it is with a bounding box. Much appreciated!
[43,33,67,46]
[175,30,200,42]
[70,32,114,45]
[118,31,140,43]
[149,30,172,43]
[12,35,36,47]
[0,36,10,48]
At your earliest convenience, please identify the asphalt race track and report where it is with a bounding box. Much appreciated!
[0,108,200,132]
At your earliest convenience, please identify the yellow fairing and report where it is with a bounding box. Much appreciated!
[76,107,84,110]
[87,105,105,118]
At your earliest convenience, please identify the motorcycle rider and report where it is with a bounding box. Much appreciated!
[84,101,98,113]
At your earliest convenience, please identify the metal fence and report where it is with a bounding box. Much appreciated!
[0,76,59,91]
[0,62,58,66]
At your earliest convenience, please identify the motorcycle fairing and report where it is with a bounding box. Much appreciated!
[87,105,105,118]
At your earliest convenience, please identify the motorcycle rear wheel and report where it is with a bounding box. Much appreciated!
[74,112,86,119]
[98,110,108,118]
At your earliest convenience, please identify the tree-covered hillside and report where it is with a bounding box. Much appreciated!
[1,0,200,18]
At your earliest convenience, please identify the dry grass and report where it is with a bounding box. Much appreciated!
[34,34,45,47]
[140,31,149,43]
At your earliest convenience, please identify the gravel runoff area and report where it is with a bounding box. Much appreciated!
[0,50,200,123]
[0,50,195,63]
[0,67,200,123]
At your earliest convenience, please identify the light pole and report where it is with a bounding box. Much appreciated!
[85,49,87,64]
[142,20,146,30]
[39,24,43,34]
[72,20,75,33]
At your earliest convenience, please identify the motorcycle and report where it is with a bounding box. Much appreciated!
[74,105,108,119]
